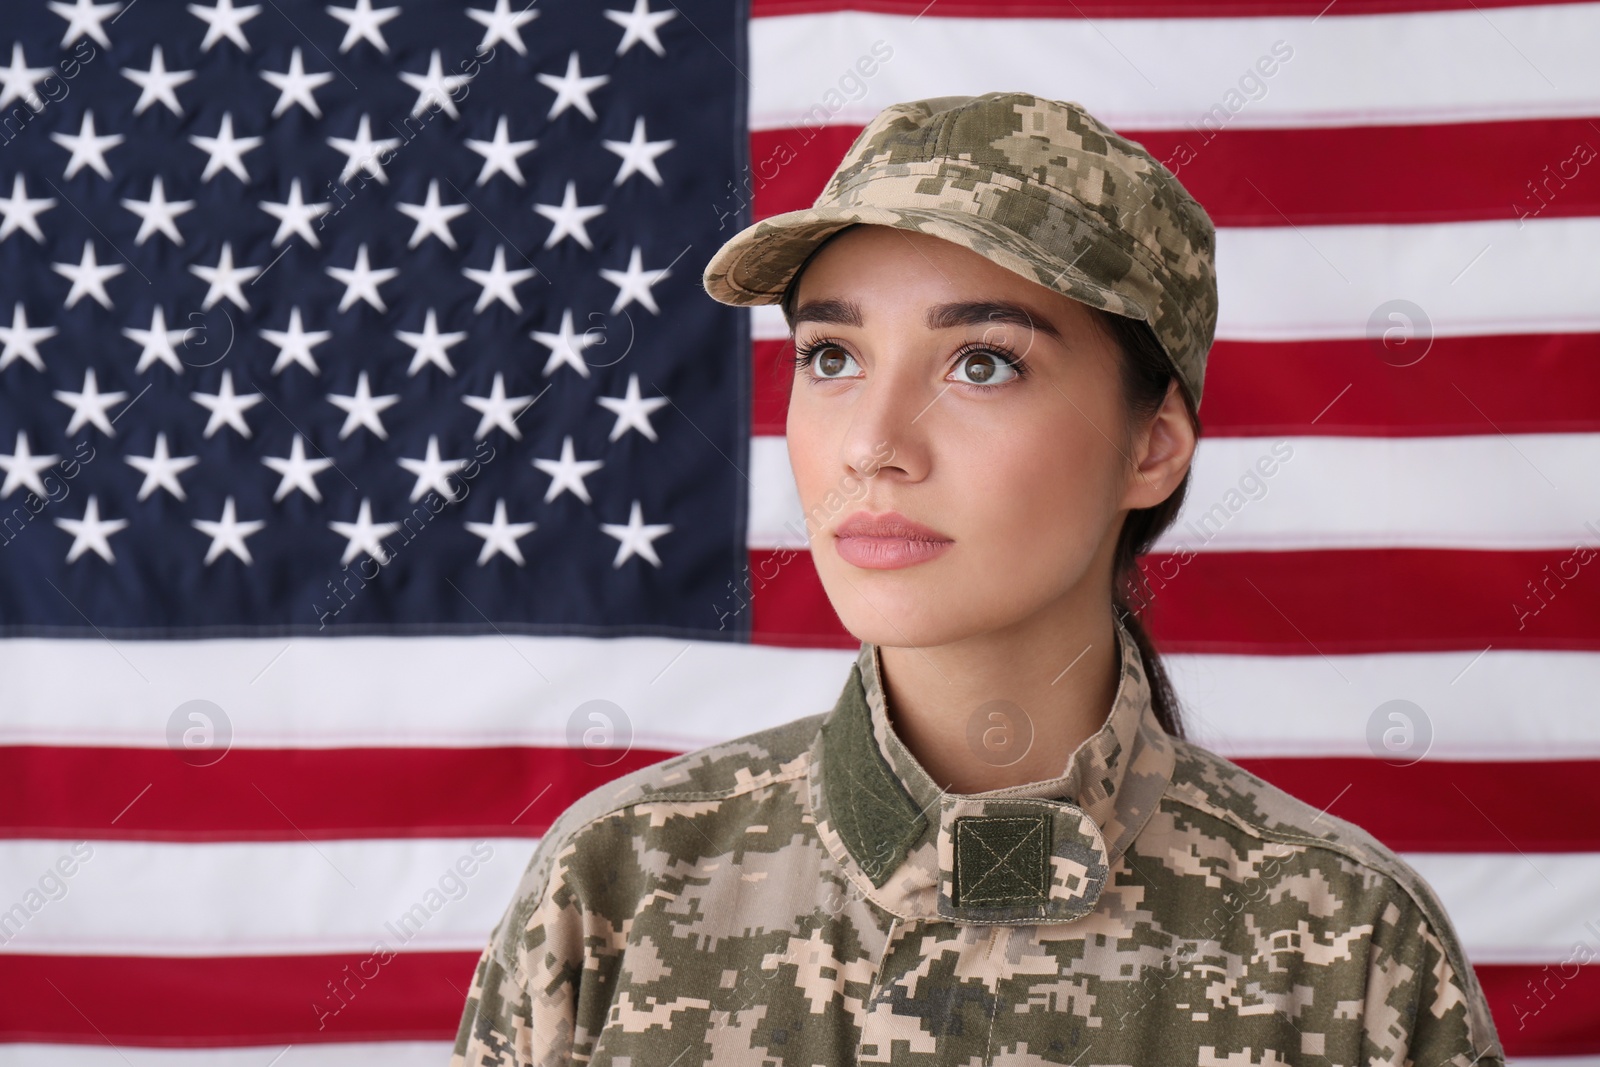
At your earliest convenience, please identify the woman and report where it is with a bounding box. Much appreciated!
[451,92,1503,1066]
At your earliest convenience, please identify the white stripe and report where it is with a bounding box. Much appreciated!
[0,1044,453,1067]
[2,838,1596,964]
[749,218,1600,342]
[750,6,1600,130]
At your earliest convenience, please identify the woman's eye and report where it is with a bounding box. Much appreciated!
[800,343,860,379]
[950,349,1020,386]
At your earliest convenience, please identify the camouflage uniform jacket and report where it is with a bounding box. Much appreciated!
[451,614,1504,1066]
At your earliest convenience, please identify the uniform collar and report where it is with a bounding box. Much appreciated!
[807,611,1176,924]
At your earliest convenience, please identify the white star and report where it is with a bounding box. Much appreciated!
[0,301,58,372]
[530,307,600,379]
[260,306,330,375]
[54,494,129,564]
[122,305,195,374]
[48,0,123,49]
[597,373,669,442]
[599,244,671,314]
[462,244,535,313]
[121,44,195,116]
[51,240,126,310]
[191,369,263,438]
[0,174,56,244]
[260,178,331,248]
[326,0,400,54]
[464,498,538,565]
[326,112,403,185]
[188,0,260,51]
[604,0,677,56]
[464,115,536,186]
[462,372,534,440]
[192,496,266,564]
[466,0,539,56]
[189,241,259,311]
[397,178,469,249]
[327,370,399,439]
[326,242,399,312]
[603,115,674,187]
[531,434,603,504]
[261,46,334,118]
[189,111,262,182]
[399,48,474,120]
[0,431,59,499]
[328,497,401,564]
[125,431,199,501]
[599,498,673,568]
[54,368,127,436]
[534,180,605,250]
[0,42,53,111]
[50,110,124,181]
[394,308,466,376]
[120,176,194,246]
[398,434,468,502]
[262,434,334,502]
[537,51,608,122]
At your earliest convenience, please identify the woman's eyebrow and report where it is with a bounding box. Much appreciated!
[791,298,1060,341]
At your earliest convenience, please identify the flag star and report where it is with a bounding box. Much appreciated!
[54,494,129,564]
[327,0,400,54]
[260,178,331,248]
[532,436,604,504]
[397,178,469,249]
[602,115,674,186]
[327,242,399,312]
[191,369,263,438]
[0,431,60,499]
[261,306,331,375]
[534,179,605,250]
[192,496,266,564]
[597,373,669,442]
[0,301,58,372]
[462,244,535,313]
[328,497,400,564]
[530,307,599,379]
[261,46,334,118]
[0,174,57,244]
[123,305,195,374]
[400,48,474,120]
[395,308,466,376]
[125,431,200,501]
[398,434,468,502]
[48,0,123,49]
[599,498,673,568]
[464,115,536,186]
[462,371,534,440]
[327,370,399,440]
[604,0,677,56]
[599,244,671,314]
[52,239,126,310]
[0,43,54,111]
[189,241,259,311]
[188,0,260,51]
[262,433,334,502]
[50,110,124,181]
[537,51,609,122]
[121,176,194,246]
[465,498,538,565]
[467,0,539,56]
[327,113,403,185]
[54,368,127,436]
[121,44,195,116]
[189,111,262,183]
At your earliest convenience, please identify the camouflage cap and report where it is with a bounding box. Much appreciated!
[702,91,1218,412]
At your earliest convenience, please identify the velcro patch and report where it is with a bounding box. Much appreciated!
[952,813,1049,907]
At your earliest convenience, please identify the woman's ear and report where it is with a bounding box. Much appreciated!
[1124,379,1196,511]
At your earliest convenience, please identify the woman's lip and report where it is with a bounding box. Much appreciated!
[834,535,953,570]
[834,510,952,541]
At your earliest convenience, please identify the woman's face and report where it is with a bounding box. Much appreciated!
[785,224,1191,649]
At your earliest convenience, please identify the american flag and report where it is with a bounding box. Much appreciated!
[0,0,1597,1063]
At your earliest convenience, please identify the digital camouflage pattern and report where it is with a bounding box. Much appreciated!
[451,611,1503,1066]
[700,91,1218,413]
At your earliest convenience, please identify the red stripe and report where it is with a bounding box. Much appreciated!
[5,952,1595,1054]
[748,119,1600,228]
[752,0,1594,16]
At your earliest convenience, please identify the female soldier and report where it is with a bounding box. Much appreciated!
[451,91,1503,1067]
